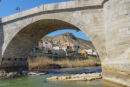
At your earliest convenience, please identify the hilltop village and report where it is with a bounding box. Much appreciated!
[30,33,98,59]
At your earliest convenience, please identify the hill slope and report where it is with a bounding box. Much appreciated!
[42,32,95,50]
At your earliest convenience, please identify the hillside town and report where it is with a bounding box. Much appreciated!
[31,39,98,58]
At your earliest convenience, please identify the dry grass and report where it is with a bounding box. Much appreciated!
[28,56,101,70]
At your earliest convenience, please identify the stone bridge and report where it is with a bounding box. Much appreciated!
[0,0,130,86]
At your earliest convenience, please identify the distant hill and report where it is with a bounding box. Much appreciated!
[41,32,95,50]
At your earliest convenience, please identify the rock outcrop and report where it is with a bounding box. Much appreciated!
[0,71,45,79]
[46,73,102,81]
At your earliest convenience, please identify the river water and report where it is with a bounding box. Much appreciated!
[0,67,124,87]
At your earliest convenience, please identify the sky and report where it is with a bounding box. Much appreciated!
[47,29,90,40]
[0,0,90,40]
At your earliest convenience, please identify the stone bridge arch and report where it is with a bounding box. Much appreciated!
[2,16,105,66]
[1,7,106,62]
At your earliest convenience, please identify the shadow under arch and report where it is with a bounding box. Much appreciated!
[2,19,100,71]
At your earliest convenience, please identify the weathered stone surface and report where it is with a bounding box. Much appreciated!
[0,0,130,86]
[0,58,28,72]
[103,0,130,86]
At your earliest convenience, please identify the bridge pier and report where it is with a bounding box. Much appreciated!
[103,0,130,86]
[102,59,130,86]
[0,58,28,72]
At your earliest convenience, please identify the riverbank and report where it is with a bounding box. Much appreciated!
[0,66,101,80]
[0,56,100,79]
[28,56,100,71]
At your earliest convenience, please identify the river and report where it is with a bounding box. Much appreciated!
[0,67,124,87]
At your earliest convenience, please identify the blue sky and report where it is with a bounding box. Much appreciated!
[0,0,90,40]
[47,29,89,40]
[0,0,72,17]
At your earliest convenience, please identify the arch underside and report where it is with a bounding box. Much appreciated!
[3,19,81,59]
